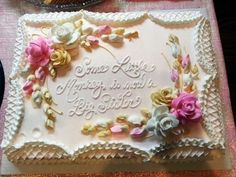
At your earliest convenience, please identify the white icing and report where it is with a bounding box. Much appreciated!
[1,9,225,164]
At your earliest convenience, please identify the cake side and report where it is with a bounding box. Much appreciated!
[1,10,225,164]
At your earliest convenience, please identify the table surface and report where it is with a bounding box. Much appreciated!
[0,0,236,176]
[214,1,236,123]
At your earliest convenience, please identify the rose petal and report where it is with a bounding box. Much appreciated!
[66,30,80,45]
[62,22,75,34]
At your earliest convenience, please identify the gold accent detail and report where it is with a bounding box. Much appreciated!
[161,53,172,70]
[116,115,128,123]
[97,130,111,138]
[50,48,71,68]
[168,34,180,45]
[81,124,96,135]
[140,108,152,119]
[151,88,176,107]
[48,62,57,79]
[124,31,139,40]
[81,40,92,51]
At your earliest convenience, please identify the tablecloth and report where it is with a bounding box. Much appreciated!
[0,0,236,176]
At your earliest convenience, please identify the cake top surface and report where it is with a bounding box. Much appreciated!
[1,10,225,163]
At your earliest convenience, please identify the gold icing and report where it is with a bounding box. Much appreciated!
[48,62,57,79]
[140,108,152,119]
[81,124,96,134]
[151,88,176,107]
[50,48,71,68]
[97,130,111,138]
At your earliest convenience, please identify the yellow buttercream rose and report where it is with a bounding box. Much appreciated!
[50,49,71,68]
[151,88,176,107]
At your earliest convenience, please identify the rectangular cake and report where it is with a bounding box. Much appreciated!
[1,9,225,165]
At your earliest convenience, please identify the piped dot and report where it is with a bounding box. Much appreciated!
[32,128,42,139]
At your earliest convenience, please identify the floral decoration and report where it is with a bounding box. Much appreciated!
[151,88,176,107]
[81,34,203,140]
[171,92,202,124]
[22,20,139,130]
[146,105,179,137]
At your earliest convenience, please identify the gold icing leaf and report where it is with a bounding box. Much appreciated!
[151,88,176,107]
[48,62,57,79]
[124,31,139,40]
[81,40,92,51]
[50,49,71,68]
[43,104,56,120]
[45,118,54,129]
[191,64,199,80]
[191,64,199,74]
[172,60,181,72]
[116,115,128,123]
[97,130,111,138]
[112,28,125,35]
[140,108,152,119]
[81,124,96,135]
[42,87,52,105]
[74,19,83,29]
[168,34,179,44]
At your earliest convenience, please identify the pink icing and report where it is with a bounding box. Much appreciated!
[130,127,146,138]
[171,69,179,82]
[87,35,99,46]
[110,124,123,134]
[181,54,190,69]
[22,80,34,95]
[171,92,202,124]
[35,67,47,82]
[25,38,53,68]
[96,25,112,36]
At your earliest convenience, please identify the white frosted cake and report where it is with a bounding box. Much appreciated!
[1,10,225,164]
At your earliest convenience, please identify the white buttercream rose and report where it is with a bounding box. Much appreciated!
[146,105,179,137]
[51,22,80,49]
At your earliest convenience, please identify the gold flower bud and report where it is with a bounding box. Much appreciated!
[80,40,91,51]
[116,115,128,123]
[172,60,181,72]
[97,130,111,138]
[124,31,139,40]
[48,62,57,79]
[50,49,71,68]
[151,88,176,107]
[27,74,36,81]
[45,118,55,129]
[112,28,125,35]
[81,124,95,135]
[140,108,152,119]
[42,87,52,105]
[168,34,180,45]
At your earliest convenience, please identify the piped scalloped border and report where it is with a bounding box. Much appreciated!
[1,9,225,163]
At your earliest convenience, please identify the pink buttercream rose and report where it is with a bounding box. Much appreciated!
[171,92,202,124]
[26,38,53,67]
